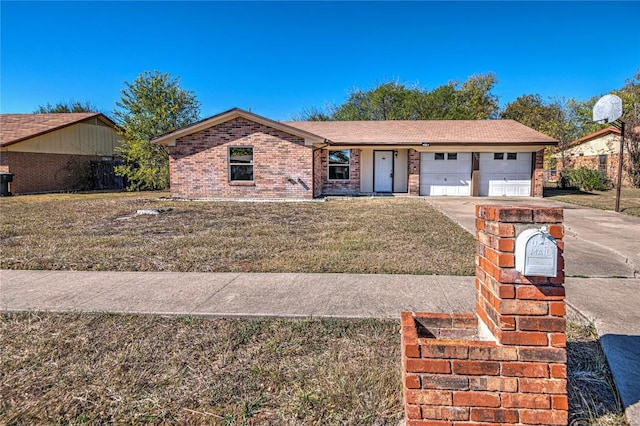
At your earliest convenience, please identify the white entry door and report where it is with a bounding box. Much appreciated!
[479,152,532,196]
[374,151,394,192]
[420,152,472,196]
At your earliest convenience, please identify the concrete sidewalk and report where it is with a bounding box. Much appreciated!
[2,269,640,423]
[427,197,640,425]
[0,270,475,318]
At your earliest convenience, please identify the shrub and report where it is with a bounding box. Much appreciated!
[565,167,612,191]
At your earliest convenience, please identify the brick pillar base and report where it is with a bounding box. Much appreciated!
[401,205,567,425]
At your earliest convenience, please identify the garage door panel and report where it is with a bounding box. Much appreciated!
[420,153,471,196]
[479,153,531,196]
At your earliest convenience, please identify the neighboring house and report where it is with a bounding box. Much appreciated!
[0,113,121,194]
[152,108,557,199]
[555,126,629,184]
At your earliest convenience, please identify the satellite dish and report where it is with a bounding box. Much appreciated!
[593,94,623,123]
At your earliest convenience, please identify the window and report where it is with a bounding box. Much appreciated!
[229,147,253,181]
[507,153,518,160]
[494,153,504,160]
[328,150,350,180]
[599,154,607,177]
[447,153,458,160]
[599,154,607,166]
[434,153,445,160]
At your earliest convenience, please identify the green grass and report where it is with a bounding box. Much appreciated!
[0,312,626,425]
[544,186,640,217]
[0,192,476,275]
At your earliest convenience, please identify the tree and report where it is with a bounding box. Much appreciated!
[623,115,640,188]
[617,68,640,121]
[291,106,332,121]
[295,73,499,121]
[34,100,98,113]
[501,95,582,184]
[619,70,640,187]
[455,73,500,119]
[501,94,580,140]
[114,71,201,190]
[330,81,423,121]
[577,69,640,188]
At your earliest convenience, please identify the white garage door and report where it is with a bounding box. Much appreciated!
[420,152,471,196]
[479,152,531,196]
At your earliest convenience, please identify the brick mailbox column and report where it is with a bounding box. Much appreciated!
[401,205,567,425]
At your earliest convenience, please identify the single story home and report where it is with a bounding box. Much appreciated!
[554,126,630,184]
[152,108,558,199]
[0,113,121,194]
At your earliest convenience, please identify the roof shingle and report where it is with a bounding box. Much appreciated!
[282,119,558,145]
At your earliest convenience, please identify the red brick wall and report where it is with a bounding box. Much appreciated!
[318,148,361,196]
[169,117,314,199]
[557,154,631,186]
[533,150,545,197]
[0,151,9,173]
[401,205,567,425]
[313,149,323,198]
[2,151,101,194]
[408,149,420,195]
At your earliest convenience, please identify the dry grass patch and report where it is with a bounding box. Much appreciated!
[544,186,640,217]
[0,312,626,425]
[1,312,402,425]
[567,321,626,425]
[0,193,475,275]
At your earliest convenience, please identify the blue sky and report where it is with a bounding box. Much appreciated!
[1,1,639,120]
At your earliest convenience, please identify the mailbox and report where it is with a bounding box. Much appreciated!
[515,227,558,277]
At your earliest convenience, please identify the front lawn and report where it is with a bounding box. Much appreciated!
[544,186,640,217]
[0,313,625,425]
[0,313,402,425]
[0,193,476,275]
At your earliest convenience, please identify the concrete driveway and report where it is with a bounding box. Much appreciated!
[427,197,640,278]
[427,196,640,424]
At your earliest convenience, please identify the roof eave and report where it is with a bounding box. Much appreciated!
[327,140,558,146]
[0,113,111,147]
[568,126,620,147]
[152,108,327,146]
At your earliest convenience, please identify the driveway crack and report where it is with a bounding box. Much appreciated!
[190,273,242,314]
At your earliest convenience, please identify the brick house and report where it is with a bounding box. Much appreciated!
[152,108,558,199]
[0,113,121,194]
[554,126,631,185]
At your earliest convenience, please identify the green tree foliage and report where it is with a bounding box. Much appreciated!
[455,73,500,119]
[113,71,201,191]
[577,69,640,188]
[565,167,611,191]
[500,94,583,142]
[34,100,98,113]
[529,68,640,188]
[500,95,581,176]
[617,69,640,121]
[296,73,499,121]
[566,69,640,135]
[617,70,640,187]
[623,114,640,188]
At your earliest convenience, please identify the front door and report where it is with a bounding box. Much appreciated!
[374,150,394,192]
